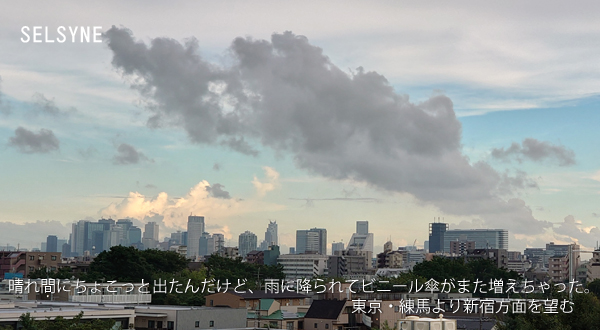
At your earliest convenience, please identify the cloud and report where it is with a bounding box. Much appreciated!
[98,180,258,232]
[252,166,280,197]
[112,143,153,165]
[31,92,76,117]
[103,27,551,236]
[8,126,60,154]
[553,215,600,249]
[78,146,98,159]
[145,183,157,189]
[0,76,11,115]
[213,163,222,171]
[205,183,231,199]
[0,220,71,249]
[491,138,575,166]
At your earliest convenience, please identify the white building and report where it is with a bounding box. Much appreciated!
[187,216,205,260]
[278,254,328,280]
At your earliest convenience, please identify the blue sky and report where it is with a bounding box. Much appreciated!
[1,1,600,254]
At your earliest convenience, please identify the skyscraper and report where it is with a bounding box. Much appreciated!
[46,235,58,253]
[143,222,159,241]
[428,221,448,253]
[71,220,89,257]
[296,228,327,255]
[187,216,205,259]
[332,242,345,254]
[213,233,225,256]
[239,231,258,258]
[265,221,278,246]
[348,221,374,253]
[356,221,369,235]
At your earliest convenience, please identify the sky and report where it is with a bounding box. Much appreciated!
[1,1,600,255]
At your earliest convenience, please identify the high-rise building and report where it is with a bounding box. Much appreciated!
[143,222,159,241]
[443,229,508,253]
[213,233,225,256]
[187,216,205,259]
[296,228,327,255]
[239,231,258,258]
[428,221,448,253]
[71,220,89,257]
[347,221,374,268]
[356,221,369,235]
[46,235,58,253]
[332,242,345,254]
[265,221,278,246]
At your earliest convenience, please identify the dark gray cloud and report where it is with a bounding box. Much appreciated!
[104,27,550,235]
[491,138,575,166]
[145,183,157,189]
[112,143,152,165]
[31,92,76,117]
[213,163,222,171]
[0,77,11,115]
[8,126,60,154]
[205,183,231,199]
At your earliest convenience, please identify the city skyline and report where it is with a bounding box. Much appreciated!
[2,2,600,254]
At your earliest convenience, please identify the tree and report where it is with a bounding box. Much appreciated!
[17,312,119,330]
[87,246,152,282]
[587,279,600,299]
[151,269,209,306]
[204,255,285,290]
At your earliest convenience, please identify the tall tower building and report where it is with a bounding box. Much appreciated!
[46,235,58,253]
[239,231,258,258]
[428,221,448,253]
[143,222,159,241]
[347,221,374,268]
[213,233,225,256]
[296,228,327,255]
[265,221,278,246]
[71,220,89,257]
[187,216,205,259]
[332,242,345,254]
[356,221,369,235]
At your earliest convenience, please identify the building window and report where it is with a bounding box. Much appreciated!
[29,266,34,272]
[325,324,329,329]
[167,321,175,329]
[51,256,57,261]
[157,321,163,328]
[195,321,200,328]
[287,322,294,330]
[148,320,155,328]
[209,321,214,327]
[314,323,318,328]
[39,256,44,260]
[210,299,214,306]
[298,321,304,329]
[29,255,35,261]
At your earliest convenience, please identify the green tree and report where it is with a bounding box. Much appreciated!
[204,255,284,290]
[17,312,119,330]
[151,269,209,306]
[87,246,152,282]
[587,279,600,299]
